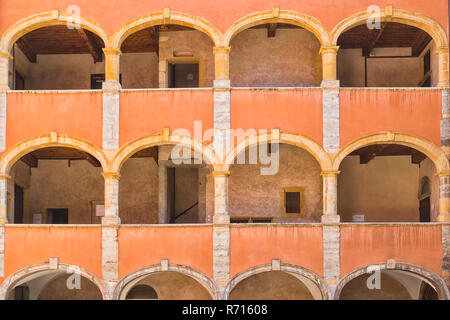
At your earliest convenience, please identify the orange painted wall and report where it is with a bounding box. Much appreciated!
[340,89,442,147]
[340,225,443,276]
[231,89,323,146]
[118,225,213,278]
[2,226,102,279]
[0,1,447,38]
[4,91,103,153]
[119,90,213,146]
[230,225,323,277]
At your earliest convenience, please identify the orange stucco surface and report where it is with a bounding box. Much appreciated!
[2,226,102,279]
[119,90,214,147]
[0,0,447,38]
[340,89,442,147]
[340,225,443,277]
[231,89,323,146]
[230,225,323,277]
[118,225,213,278]
[4,91,103,153]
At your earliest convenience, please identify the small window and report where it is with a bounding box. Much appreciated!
[47,208,69,224]
[281,187,305,217]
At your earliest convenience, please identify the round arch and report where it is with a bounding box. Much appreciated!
[334,262,450,300]
[223,9,331,47]
[332,132,450,173]
[0,262,108,300]
[112,10,223,49]
[224,263,331,300]
[111,133,218,173]
[330,7,448,49]
[223,131,333,172]
[112,263,219,300]
[0,10,110,52]
[0,133,110,174]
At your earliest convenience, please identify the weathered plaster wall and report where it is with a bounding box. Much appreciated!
[227,144,322,222]
[337,43,438,87]
[229,271,314,300]
[120,52,159,89]
[133,272,212,300]
[230,29,321,87]
[338,156,420,222]
[419,157,439,221]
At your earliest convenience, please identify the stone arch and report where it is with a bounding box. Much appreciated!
[332,132,449,174]
[0,10,110,52]
[330,7,448,49]
[111,132,219,173]
[223,131,332,172]
[0,133,110,174]
[0,262,108,300]
[112,263,219,300]
[223,9,331,47]
[224,263,331,300]
[334,262,450,300]
[112,10,223,49]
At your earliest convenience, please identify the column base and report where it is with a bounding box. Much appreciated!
[213,215,230,225]
[321,214,340,224]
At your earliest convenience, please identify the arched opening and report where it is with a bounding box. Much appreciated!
[125,284,158,300]
[337,144,439,222]
[337,22,437,87]
[228,143,323,223]
[119,271,212,300]
[9,25,106,90]
[7,146,104,224]
[117,144,214,224]
[119,24,215,88]
[6,270,103,300]
[229,271,323,300]
[229,24,322,87]
[338,269,440,300]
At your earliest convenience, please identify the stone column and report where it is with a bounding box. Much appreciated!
[442,224,450,288]
[213,170,230,295]
[213,81,231,162]
[322,79,340,154]
[321,171,340,223]
[102,80,121,150]
[319,46,339,82]
[437,173,450,222]
[158,161,169,224]
[0,52,11,91]
[441,89,450,159]
[213,47,230,81]
[0,174,10,278]
[102,172,120,298]
[437,46,450,87]
[103,48,121,83]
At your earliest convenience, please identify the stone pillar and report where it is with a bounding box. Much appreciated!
[322,79,340,154]
[102,172,120,297]
[213,47,230,81]
[0,174,9,278]
[102,80,121,150]
[437,173,450,222]
[214,80,231,162]
[103,48,121,83]
[213,171,230,294]
[442,89,450,159]
[158,161,169,224]
[320,46,339,82]
[321,171,340,223]
[0,90,6,153]
[437,46,450,87]
[442,224,450,288]
[0,52,11,91]
[0,223,4,277]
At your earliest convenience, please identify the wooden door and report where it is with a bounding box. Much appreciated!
[14,184,24,224]
[419,197,430,222]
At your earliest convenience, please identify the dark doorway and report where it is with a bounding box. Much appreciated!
[47,208,69,224]
[14,184,24,224]
[13,286,29,300]
[168,63,199,88]
[419,197,431,222]
[15,71,25,90]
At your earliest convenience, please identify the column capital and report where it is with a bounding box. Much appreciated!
[213,171,230,178]
[213,47,231,55]
[102,48,122,56]
[437,171,450,178]
[437,46,449,55]
[102,172,121,180]
[0,174,11,180]
[319,46,340,56]
[0,52,12,60]
[321,171,340,178]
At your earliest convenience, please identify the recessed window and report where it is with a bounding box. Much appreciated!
[281,187,305,217]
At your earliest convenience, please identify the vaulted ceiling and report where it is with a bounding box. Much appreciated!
[349,144,427,165]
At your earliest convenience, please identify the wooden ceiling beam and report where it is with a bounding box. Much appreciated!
[268,23,277,38]
[16,37,37,63]
[363,22,387,56]
[77,28,103,63]
[21,153,38,168]
[411,30,432,57]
